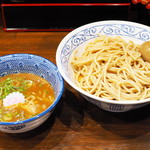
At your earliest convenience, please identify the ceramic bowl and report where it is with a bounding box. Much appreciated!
[0,54,64,133]
[56,20,150,112]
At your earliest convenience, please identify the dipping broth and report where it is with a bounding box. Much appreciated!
[0,73,55,122]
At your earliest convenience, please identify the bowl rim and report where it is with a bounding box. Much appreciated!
[56,20,150,105]
[0,53,64,125]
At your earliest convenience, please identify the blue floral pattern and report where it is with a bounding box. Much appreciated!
[60,23,150,73]
[0,54,63,98]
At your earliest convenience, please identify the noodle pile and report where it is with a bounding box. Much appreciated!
[71,35,150,101]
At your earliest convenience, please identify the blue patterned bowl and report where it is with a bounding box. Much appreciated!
[56,20,150,112]
[0,54,64,133]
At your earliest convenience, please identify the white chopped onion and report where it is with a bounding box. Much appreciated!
[3,92,25,107]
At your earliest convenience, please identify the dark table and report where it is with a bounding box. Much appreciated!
[0,30,149,150]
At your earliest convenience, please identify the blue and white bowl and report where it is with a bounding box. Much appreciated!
[56,20,150,112]
[0,54,64,133]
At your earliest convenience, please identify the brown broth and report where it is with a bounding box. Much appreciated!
[0,73,55,122]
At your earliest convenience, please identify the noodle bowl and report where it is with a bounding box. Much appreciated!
[56,20,150,112]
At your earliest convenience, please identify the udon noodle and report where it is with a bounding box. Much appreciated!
[70,35,150,101]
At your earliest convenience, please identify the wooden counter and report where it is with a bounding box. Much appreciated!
[0,30,150,150]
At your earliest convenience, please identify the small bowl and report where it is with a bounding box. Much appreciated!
[0,54,64,133]
[56,20,150,112]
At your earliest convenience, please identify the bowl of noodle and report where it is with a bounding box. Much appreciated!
[56,20,150,112]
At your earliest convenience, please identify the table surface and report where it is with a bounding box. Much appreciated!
[0,29,150,150]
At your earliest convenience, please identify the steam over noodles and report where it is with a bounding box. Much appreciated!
[70,35,150,101]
